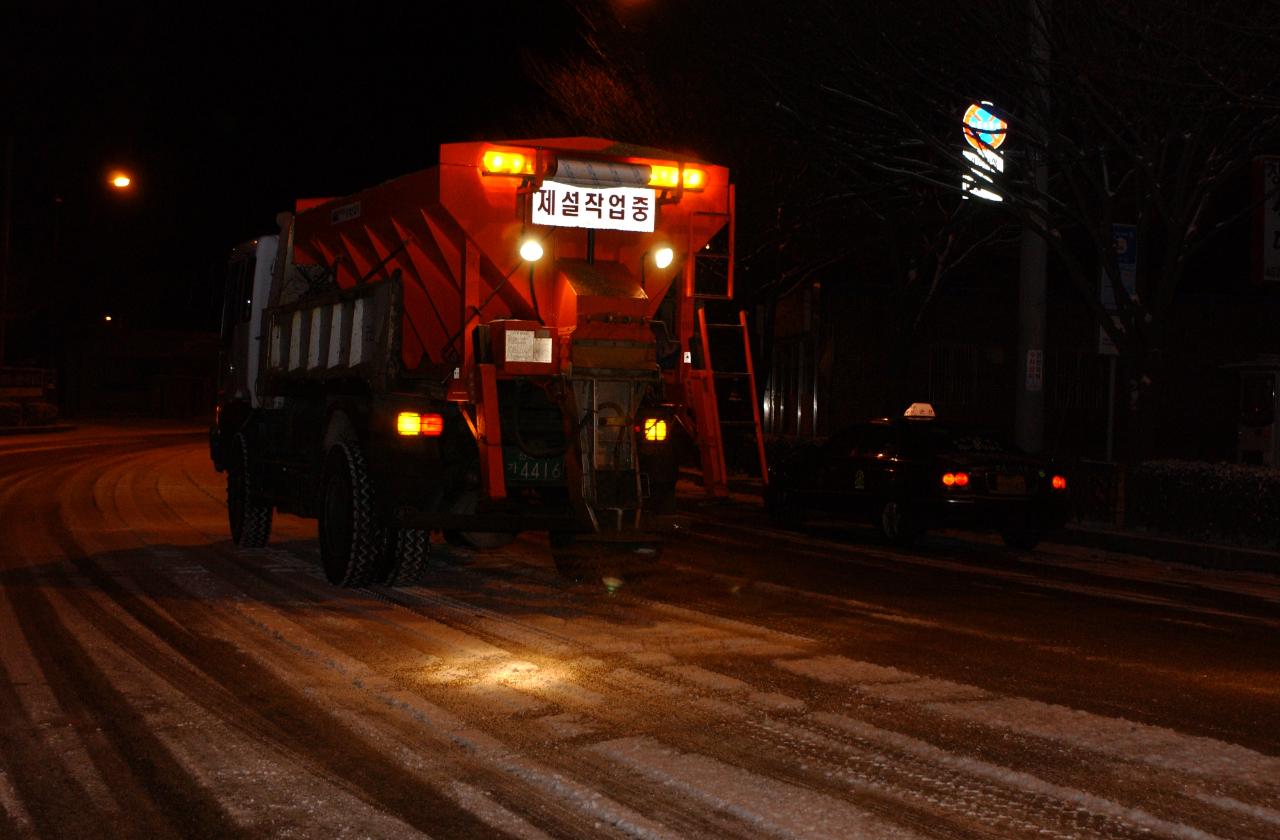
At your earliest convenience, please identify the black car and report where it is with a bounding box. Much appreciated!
[764,406,1070,549]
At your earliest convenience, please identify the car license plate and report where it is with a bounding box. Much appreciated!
[504,448,564,483]
[994,474,1027,494]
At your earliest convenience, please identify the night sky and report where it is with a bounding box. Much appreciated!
[3,3,581,342]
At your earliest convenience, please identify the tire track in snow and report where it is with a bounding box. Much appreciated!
[40,434,1279,839]
[42,569,432,839]
[49,447,520,840]
[693,518,1280,628]
[591,736,925,840]
[4,565,249,840]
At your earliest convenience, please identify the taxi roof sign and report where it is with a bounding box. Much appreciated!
[903,402,936,419]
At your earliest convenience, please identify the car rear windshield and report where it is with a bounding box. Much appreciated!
[906,425,1010,454]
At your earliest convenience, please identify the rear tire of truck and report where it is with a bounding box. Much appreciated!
[382,528,429,587]
[319,442,384,588]
[228,433,272,548]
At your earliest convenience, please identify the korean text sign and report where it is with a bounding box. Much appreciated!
[532,181,656,233]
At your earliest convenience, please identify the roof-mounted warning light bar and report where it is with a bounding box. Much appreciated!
[480,147,706,191]
[482,149,534,176]
[648,165,706,191]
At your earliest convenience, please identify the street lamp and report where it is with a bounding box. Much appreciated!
[108,170,132,190]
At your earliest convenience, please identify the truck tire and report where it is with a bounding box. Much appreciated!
[319,441,384,587]
[228,433,273,548]
[382,528,429,587]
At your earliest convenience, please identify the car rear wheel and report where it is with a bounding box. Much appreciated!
[879,500,923,546]
[764,486,805,528]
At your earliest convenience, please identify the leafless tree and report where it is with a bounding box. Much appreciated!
[529,0,1280,452]
[763,0,1280,453]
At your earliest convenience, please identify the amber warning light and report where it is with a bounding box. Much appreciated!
[482,149,533,175]
[648,165,707,191]
[481,148,705,191]
[397,412,444,437]
[642,418,668,442]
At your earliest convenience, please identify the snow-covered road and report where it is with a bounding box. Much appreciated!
[0,424,1276,838]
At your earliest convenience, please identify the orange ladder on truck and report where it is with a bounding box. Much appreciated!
[683,201,768,496]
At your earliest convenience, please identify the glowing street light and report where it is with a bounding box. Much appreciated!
[109,171,132,190]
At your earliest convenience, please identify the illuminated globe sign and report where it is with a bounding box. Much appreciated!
[961,101,1006,202]
[962,103,1007,152]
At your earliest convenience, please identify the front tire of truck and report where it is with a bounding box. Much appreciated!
[319,441,384,588]
[227,433,273,548]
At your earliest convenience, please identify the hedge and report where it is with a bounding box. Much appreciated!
[1126,460,1280,549]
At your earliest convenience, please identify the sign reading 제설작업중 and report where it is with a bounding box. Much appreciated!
[531,180,655,233]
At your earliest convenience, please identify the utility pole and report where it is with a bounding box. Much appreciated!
[0,135,13,368]
[1016,0,1050,453]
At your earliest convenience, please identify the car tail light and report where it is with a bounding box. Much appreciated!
[942,472,969,487]
[397,411,444,437]
[1051,474,1067,490]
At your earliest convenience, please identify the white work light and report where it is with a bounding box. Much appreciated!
[520,238,544,262]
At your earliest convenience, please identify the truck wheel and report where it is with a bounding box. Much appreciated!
[382,529,429,587]
[227,433,272,548]
[319,442,384,587]
[879,500,923,546]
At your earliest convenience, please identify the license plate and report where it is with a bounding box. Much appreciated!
[504,448,564,483]
[994,474,1027,494]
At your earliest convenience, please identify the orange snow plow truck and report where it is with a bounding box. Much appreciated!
[210,138,765,586]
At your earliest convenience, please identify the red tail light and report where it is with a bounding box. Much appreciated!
[942,472,970,487]
[1051,474,1067,490]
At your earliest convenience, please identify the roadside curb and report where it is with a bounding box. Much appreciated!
[0,424,77,436]
[1051,524,1279,573]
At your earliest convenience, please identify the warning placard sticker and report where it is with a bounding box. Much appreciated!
[504,329,553,364]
